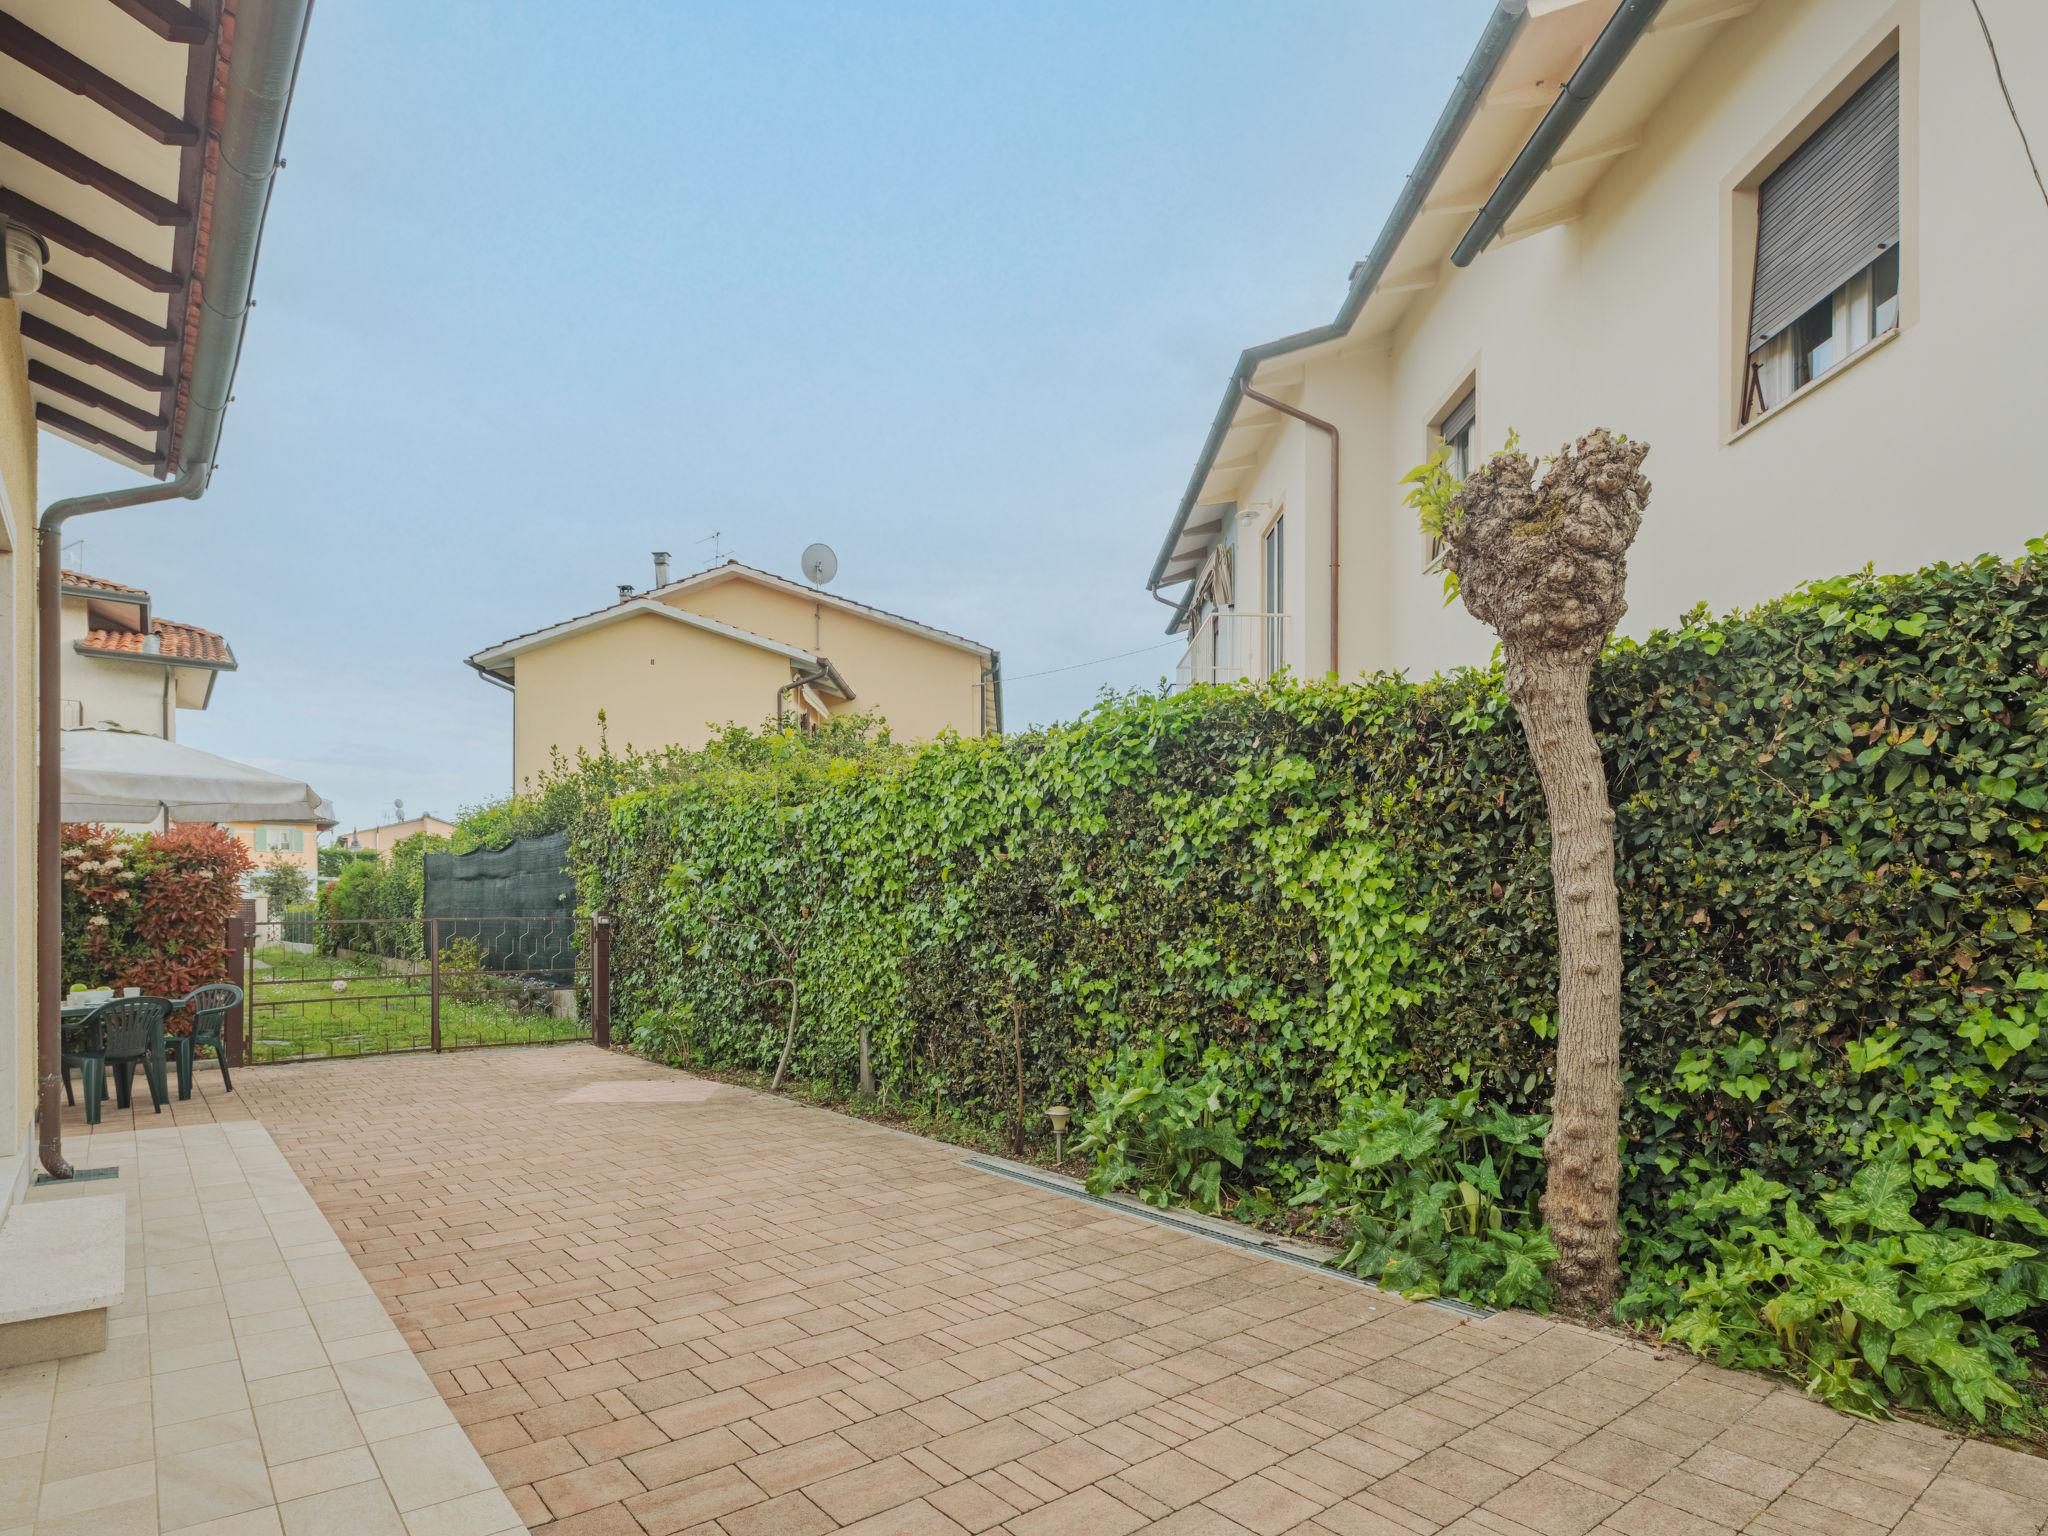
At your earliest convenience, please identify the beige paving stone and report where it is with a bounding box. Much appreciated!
[279,1475,409,1536]
[81,1044,2048,1536]
[268,1444,383,1502]
[157,1436,278,1529]
[255,1389,366,1465]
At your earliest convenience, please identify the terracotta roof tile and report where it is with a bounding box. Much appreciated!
[79,618,234,668]
[61,569,149,598]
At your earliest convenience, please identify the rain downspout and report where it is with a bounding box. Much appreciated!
[1239,383,1339,676]
[775,664,831,730]
[34,0,314,1180]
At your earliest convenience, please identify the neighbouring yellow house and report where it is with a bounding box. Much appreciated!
[0,0,314,1363]
[470,556,1004,790]
[226,818,326,879]
[335,813,457,853]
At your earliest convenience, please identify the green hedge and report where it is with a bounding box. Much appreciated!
[559,546,2048,1261]
[315,831,450,959]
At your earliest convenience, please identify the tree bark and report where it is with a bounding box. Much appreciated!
[1508,653,1623,1312]
[858,1024,875,1101]
[1429,428,1650,1317]
[768,978,798,1091]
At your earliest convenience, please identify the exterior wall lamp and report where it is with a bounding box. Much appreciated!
[3,217,48,298]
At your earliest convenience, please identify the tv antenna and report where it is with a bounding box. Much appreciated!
[801,543,838,586]
[695,531,728,567]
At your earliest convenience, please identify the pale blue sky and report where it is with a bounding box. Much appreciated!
[42,0,1493,830]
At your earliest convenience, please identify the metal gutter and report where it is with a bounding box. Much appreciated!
[1145,0,1530,601]
[1451,0,1668,266]
[34,0,316,1180]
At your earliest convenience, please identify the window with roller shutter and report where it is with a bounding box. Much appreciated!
[1741,55,1901,424]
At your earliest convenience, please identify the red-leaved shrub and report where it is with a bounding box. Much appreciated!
[62,821,251,1027]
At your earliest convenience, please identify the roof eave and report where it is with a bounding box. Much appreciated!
[1145,0,1533,593]
[70,641,237,672]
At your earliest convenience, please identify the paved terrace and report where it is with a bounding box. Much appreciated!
[53,1046,2048,1536]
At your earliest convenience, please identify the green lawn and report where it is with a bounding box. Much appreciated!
[245,946,588,1062]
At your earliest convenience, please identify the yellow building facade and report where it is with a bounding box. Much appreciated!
[471,561,1002,791]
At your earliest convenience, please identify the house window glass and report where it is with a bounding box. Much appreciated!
[1262,517,1285,678]
[1743,55,1900,422]
[255,827,304,854]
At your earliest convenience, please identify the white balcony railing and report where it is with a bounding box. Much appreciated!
[1174,611,1286,690]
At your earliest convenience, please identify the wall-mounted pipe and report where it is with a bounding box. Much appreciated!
[1240,383,1339,676]
[1145,0,1528,605]
[33,0,314,1181]
[775,664,831,730]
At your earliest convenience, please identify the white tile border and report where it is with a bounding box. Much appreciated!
[0,1120,526,1536]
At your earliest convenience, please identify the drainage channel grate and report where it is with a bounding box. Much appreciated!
[34,1165,118,1186]
[960,1156,1491,1320]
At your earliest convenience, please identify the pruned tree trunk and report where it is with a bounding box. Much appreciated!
[858,1024,875,1101]
[1436,428,1650,1315]
[768,978,798,1091]
[1508,652,1623,1308]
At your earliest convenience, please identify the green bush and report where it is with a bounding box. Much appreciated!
[1657,1148,2048,1422]
[471,544,2048,1410]
[1075,1048,1245,1214]
[565,549,2047,1206]
[1293,1089,1556,1310]
[317,831,451,959]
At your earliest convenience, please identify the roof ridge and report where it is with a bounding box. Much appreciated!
[665,560,994,654]
[469,594,825,669]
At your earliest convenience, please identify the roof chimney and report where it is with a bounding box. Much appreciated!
[653,550,671,587]
[617,584,634,603]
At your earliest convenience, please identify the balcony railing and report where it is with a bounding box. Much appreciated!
[1174,611,1286,690]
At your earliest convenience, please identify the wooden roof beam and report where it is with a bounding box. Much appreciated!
[0,15,198,145]
[37,272,175,348]
[27,359,168,433]
[0,108,189,224]
[104,0,212,46]
[0,189,178,291]
[34,402,161,469]
[18,312,173,393]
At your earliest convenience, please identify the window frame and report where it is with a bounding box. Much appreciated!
[1723,14,1915,441]
[1261,511,1285,679]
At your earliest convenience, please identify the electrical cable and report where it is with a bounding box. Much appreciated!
[1001,639,1183,683]
[1971,0,2048,212]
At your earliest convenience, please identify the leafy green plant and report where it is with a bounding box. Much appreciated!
[254,852,310,909]
[1293,1089,1557,1310]
[1659,1147,2048,1423]
[1074,1047,1245,1214]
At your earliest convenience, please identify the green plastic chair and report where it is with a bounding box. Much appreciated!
[61,996,171,1125]
[170,983,241,1099]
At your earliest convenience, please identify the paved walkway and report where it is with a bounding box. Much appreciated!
[163,1045,2048,1536]
[16,1091,519,1536]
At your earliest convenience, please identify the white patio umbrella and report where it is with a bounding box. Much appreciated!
[61,725,327,826]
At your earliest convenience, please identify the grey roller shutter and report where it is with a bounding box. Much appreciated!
[1439,390,1476,442]
[1749,55,1899,350]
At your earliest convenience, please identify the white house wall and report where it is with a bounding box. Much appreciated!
[60,598,174,739]
[1373,0,2044,679]
[1198,0,2044,685]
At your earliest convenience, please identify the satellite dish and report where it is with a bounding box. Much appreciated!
[801,543,838,585]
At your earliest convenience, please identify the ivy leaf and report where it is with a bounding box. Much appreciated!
[1940,1188,2048,1236]
[1818,1148,1920,1235]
